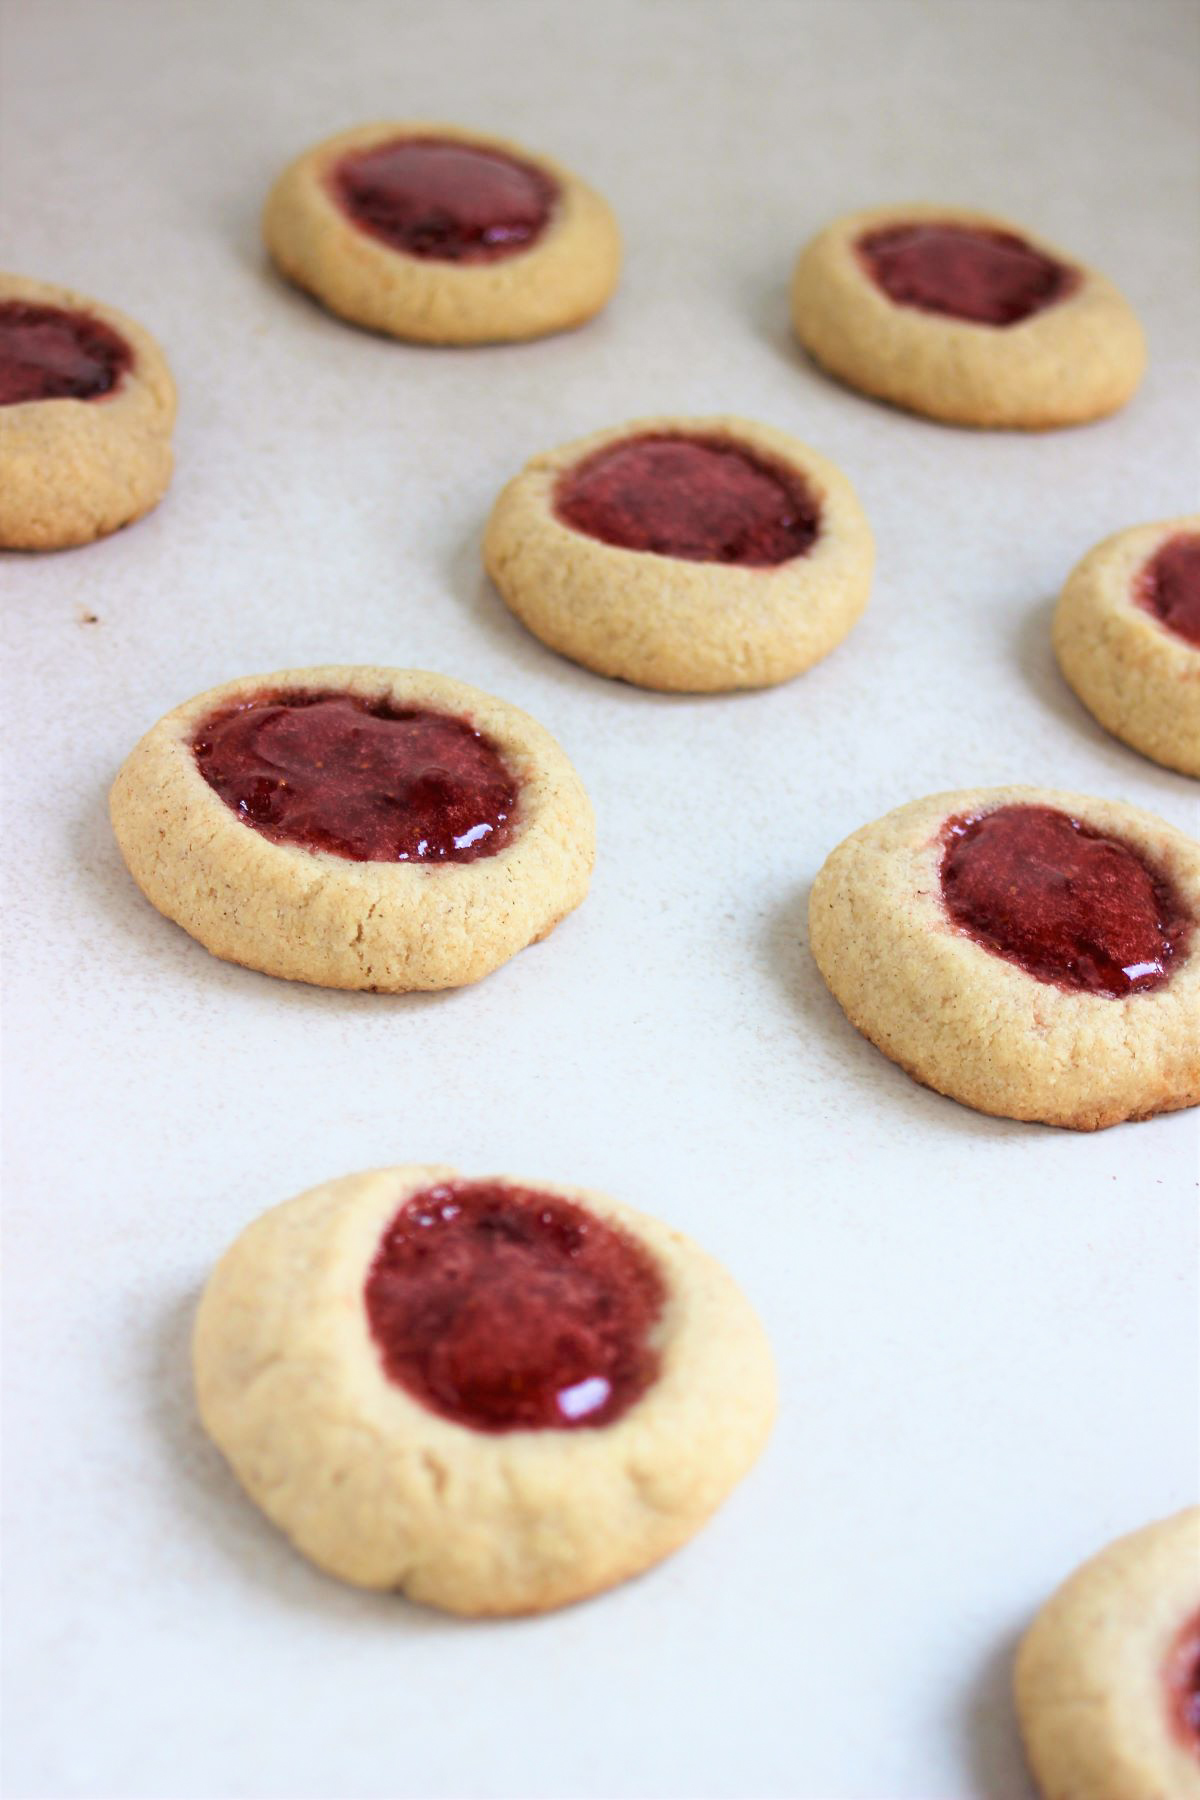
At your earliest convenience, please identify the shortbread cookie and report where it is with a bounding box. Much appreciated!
[1055,518,1200,778]
[110,668,594,990]
[264,122,621,344]
[484,416,873,691]
[0,274,175,549]
[790,206,1145,428]
[1015,1509,1200,1799]
[809,787,1200,1129]
[194,1164,776,1615]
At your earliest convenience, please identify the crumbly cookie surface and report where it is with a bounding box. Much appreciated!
[110,666,595,991]
[808,786,1200,1129]
[484,415,873,691]
[193,1164,777,1615]
[263,121,621,344]
[1054,518,1200,778]
[1015,1509,1200,1800]
[0,273,175,550]
[790,205,1145,429]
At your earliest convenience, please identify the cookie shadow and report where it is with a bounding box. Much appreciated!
[960,1629,1037,1800]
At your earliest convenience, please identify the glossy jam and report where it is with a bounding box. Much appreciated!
[364,1181,665,1432]
[1138,532,1200,649]
[857,223,1078,326]
[1165,1609,1200,1754]
[940,805,1189,996]
[555,433,820,565]
[331,136,557,262]
[193,691,517,863]
[0,301,132,405]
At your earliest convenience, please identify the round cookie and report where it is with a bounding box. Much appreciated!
[263,121,621,344]
[1015,1509,1200,1800]
[790,206,1145,428]
[110,667,594,991]
[0,273,175,549]
[808,786,1200,1129]
[1054,518,1200,778]
[193,1164,777,1615]
[484,415,873,691]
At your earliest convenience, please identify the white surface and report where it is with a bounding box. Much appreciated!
[2,2,1198,1796]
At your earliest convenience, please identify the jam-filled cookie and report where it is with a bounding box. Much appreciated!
[1054,518,1200,778]
[1015,1509,1200,1800]
[484,415,873,691]
[110,667,594,991]
[790,206,1145,429]
[0,274,175,549]
[809,787,1200,1129]
[263,122,621,344]
[193,1164,776,1615]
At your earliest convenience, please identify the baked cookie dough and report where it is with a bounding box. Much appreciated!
[0,273,175,549]
[264,122,621,344]
[808,786,1200,1129]
[1015,1509,1200,1800]
[194,1164,777,1615]
[484,416,873,691]
[1055,518,1200,778]
[110,667,594,991]
[790,206,1145,428]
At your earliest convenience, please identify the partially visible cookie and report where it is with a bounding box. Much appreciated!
[809,786,1200,1129]
[1055,518,1200,778]
[264,121,621,344]
[194,1164,777,1615]
[110,667,594,991]
[1015,1509,1200,1800]
[484,415,873,691]
[0,274,175,549]
[790,206,1145,428]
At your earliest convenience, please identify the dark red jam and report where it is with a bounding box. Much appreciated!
[1138,532,1200,649]
[192,691,517,863]
[364,1181,665,1432]
[555,433,820,566]
[331,136,557,262]
[857,222,1078,326]
[1166,1609,1200,1754]
[940,805,1189,996]
[0,301,132,405]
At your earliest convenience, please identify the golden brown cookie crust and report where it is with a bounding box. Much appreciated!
[1015,1509,1200,1800]
[790,206,1145,429]
[484,415,874,692]
[110,667,595,991]
[193,1164,777,1616]
[1054,518,1200,778]
[263,121,622,344]
[0,273,176,550]
[808,786,1200,1130]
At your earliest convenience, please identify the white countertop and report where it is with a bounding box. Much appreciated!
[3,2,1198,1795]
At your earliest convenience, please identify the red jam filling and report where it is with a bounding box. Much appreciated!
[192,691,517,863]
[940,805,1189,996]
[857,223,1078,326]
[555,433,820,566]
[364,1181,665,1432]
[0,301,132,405]
[1166,1609,1200,1754]
[1138,533,1200,649]
[331,136,557,263]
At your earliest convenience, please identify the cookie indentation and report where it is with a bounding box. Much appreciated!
[193,692,518,863]
[331,136,557,262]
[857,223,1078,326]
[941,804,1188,996]
[555,433,820,566]
[0,300,132,405]
[1138,532,1200,650]
[1165,1609,1200,1753]
[364,1181,665,1432]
